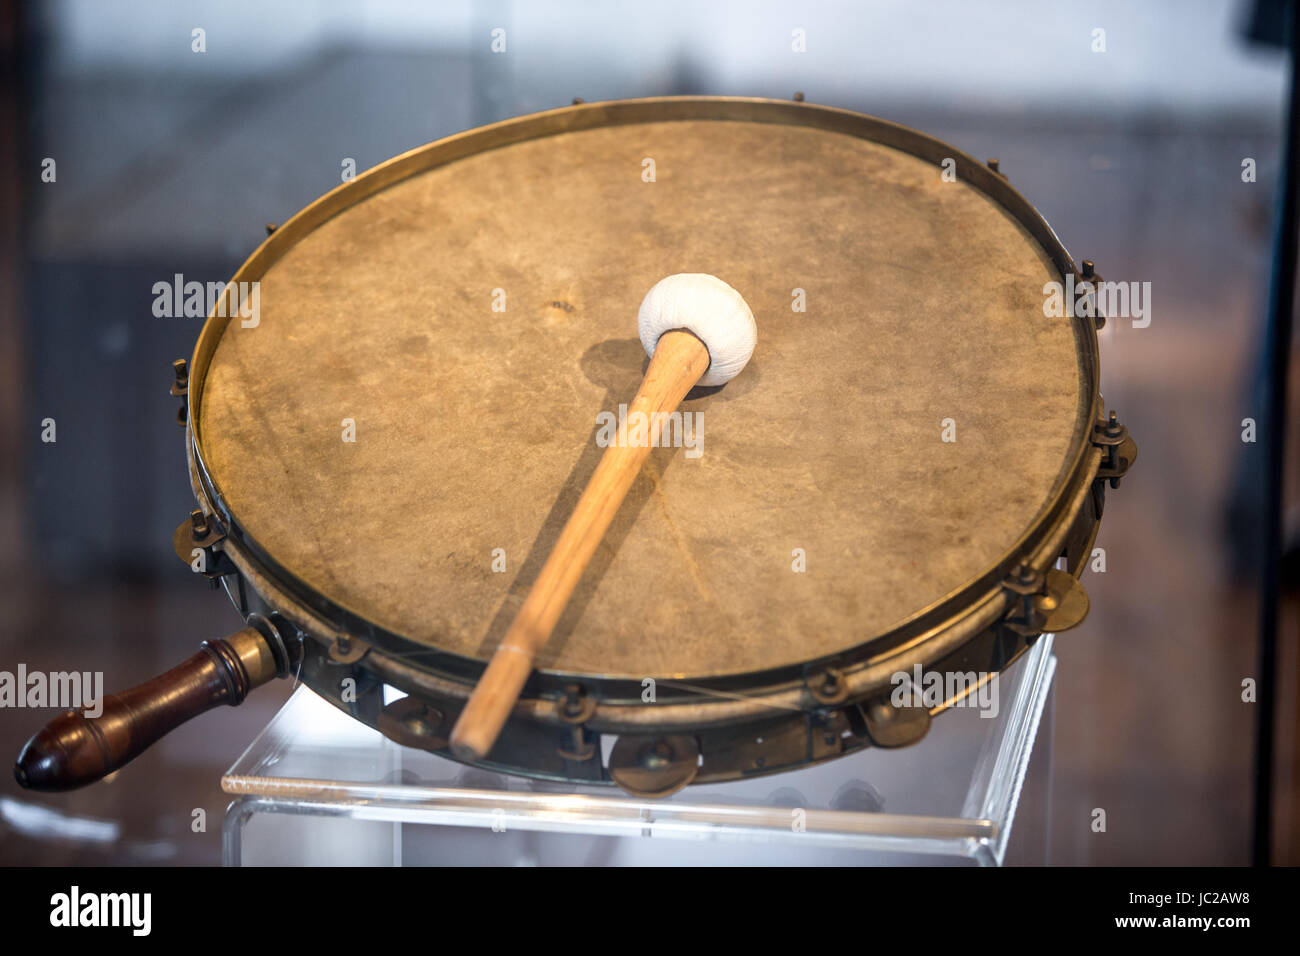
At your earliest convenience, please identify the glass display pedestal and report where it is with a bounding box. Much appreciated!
[222,636,1055,866]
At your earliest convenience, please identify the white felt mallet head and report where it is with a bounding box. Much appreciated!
[637,273,757,388]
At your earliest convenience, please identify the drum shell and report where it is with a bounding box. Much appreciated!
[181,97,1112,788]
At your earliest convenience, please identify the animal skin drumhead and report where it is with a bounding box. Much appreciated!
[197,115,1087,680]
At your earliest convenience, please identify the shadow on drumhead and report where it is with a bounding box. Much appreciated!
[579,336,646,394]
[473,408,674,664]
[579,335,761,401]
[474,336,750,664]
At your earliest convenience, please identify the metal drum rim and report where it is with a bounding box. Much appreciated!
[184,95,1101,703]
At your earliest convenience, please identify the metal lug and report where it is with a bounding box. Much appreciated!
[328,633,369,664]
[1076,260,1106,330]
[173,509,233,580]
[557,724,596,762]
[556,682,596,724]
[1093,410,1138,489]
[808,666,848,705]
[170,359,188,426]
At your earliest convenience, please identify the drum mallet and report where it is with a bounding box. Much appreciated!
[449,273,758,761]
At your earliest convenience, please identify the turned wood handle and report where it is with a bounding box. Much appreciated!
[13,626,280,792]
[450,330,712,761]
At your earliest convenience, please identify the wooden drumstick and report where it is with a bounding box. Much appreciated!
[450,274,758,761]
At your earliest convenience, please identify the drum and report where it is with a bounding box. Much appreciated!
[16,96,1136,798]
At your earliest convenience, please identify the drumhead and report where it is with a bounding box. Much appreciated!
[194,100,1091,680]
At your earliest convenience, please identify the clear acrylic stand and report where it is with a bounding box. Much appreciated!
[222,635,1055,866]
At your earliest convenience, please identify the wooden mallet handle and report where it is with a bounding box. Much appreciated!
[450,329,710,761]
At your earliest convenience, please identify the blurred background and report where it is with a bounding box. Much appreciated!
[0,0,1296,864]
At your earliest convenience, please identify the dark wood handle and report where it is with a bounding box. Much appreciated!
[13,626,281,792]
